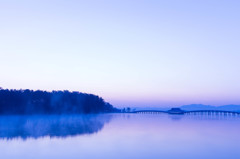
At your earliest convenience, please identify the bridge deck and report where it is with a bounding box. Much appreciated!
[132,110,240,115]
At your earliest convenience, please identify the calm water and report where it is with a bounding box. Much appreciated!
[0,113,239,159]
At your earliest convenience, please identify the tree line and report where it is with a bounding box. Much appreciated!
[0,88,119,114]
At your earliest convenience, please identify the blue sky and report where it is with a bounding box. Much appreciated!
[0,0,240,107]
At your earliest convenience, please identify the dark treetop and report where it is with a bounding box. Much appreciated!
[0,88,119,114]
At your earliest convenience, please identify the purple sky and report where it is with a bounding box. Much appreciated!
[0,0,240,107]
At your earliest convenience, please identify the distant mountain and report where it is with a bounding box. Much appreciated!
[218,105,240,112]
[181,104,214,110]
[181,104,240,112]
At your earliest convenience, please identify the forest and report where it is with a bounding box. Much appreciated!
[0,88,119,114]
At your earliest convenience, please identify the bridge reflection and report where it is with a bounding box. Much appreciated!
[185,110,240,116]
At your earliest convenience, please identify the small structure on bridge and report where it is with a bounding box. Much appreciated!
[168,108,185,114]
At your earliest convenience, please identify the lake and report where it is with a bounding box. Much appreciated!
[0,113,239,159]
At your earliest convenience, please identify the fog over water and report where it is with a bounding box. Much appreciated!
[0,113,239,159]
[0,115,111,139]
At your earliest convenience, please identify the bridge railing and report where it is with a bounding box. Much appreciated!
[131,110,240,115]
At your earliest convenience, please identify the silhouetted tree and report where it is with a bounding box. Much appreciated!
[122,108,126,113]
[0,88,119,114]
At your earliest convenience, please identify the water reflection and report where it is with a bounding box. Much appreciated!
[0,114,240,159]
[135,112,240,121]
[0,114,112,139]
[184,112,240,121]
[168,114,184,121]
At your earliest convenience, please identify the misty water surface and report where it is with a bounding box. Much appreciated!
[0,113,239,159]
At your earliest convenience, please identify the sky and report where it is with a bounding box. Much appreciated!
[0,0,240,108]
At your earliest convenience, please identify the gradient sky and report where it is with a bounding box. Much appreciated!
[0,0,240,107]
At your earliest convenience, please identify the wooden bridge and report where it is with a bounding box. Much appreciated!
[132,108,240,115]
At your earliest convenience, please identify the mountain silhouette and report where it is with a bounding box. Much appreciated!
[181,104,240,112]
